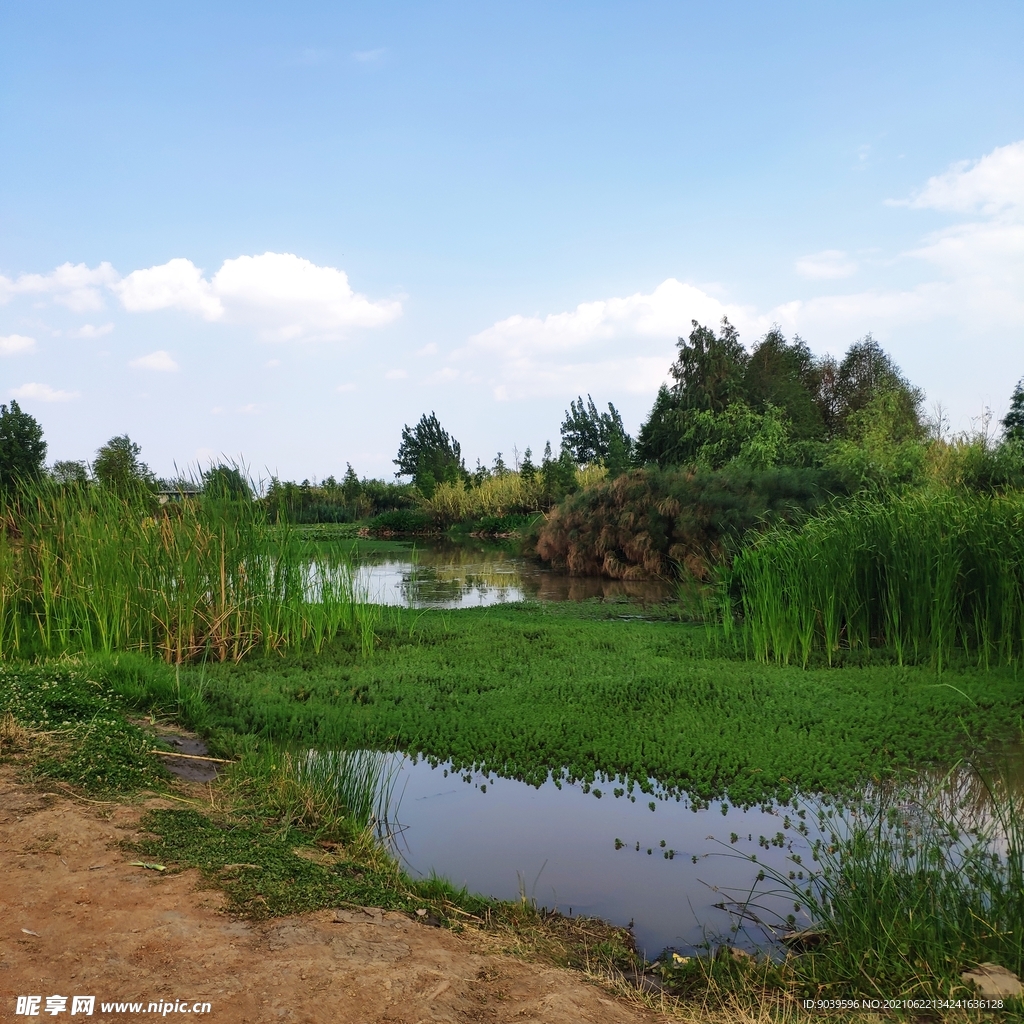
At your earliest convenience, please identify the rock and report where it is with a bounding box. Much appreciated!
[961,963,1024,1000]
[781,928,826,951]
[716,945,754,964]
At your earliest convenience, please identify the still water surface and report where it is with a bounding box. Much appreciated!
[350,539,675,608]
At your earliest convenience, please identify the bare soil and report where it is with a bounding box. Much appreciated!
[0,769,663,1023]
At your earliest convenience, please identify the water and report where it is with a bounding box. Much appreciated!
[385,756,814,957]
[350,539,674,608]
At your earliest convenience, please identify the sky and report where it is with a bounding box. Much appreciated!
[1,1,1023,483]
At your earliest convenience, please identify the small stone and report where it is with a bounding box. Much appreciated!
[961,963,1024,1000]
[416,908,428,917]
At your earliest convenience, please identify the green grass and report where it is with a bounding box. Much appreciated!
[742,769,1024,1004]
[0,661,170,794]
[0,483,376,663]
[176,604,1024,807]
[733,492,1024,669]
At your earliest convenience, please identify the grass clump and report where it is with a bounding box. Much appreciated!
[733,492,1024,669]
[0,661,169,794]
[0,482,374,663]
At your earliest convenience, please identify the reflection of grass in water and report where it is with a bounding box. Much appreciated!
[183,605,1024,806]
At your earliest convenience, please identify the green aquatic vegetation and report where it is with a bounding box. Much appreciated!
[746,769,1024,1001]
[0,662,169,794]
[733,492,1024,669]
[183,605,1024,806]
[0,482,376,662]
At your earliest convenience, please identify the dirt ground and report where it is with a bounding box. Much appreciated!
[0,769,664,1024]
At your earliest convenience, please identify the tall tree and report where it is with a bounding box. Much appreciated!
[394,411,465,497]
[559,395,633,468]
[93,435,154,494]
[834,336,924,439]
[670,318,748,412]
[0,400,47,490]
[202,464,251,500]
[744,329,823,440]
[1003,378,1024,443]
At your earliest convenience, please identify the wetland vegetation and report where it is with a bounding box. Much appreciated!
[2,329,1024,1013]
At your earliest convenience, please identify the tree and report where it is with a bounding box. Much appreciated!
[202,464,251,500]
[744,329,823,440]
[394,412,465,498]
[834,336,923,439]
[93,435,154,494]
[341,463,361,502]
[670,318,748,412]
[1003,378,1024,443]
[51,460,89,485]
[0,400,47,490]
[559,395,634,468]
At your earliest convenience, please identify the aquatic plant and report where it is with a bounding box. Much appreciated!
[733,491,1024,668]
[0,481,374,662]
[751,768,1024,998]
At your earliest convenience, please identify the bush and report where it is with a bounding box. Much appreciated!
[368,508,434,534]
[536,465,841,579]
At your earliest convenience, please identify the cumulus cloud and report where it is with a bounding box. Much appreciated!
[10,382,78,402]
[114,252,400,340]
[0,262,118,312]
[0,334,36,356]
[459,278,756,400]
[900,140,1024,216]
[795,250,859,280]
[129,350,178,372]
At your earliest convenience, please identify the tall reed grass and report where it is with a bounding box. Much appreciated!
[732,492,1024,668]
[0,482,378,662]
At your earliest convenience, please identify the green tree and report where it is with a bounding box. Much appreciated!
[0,400,47,490]
[1003,377,1024,443]
[560,395,633,467]
[202,464,251,500]
[93,435,154,495]
[394,411,465,498]
[834,336,924,439]
[670,318,748,412]
[341,463,361,502]
[51,460,89,485]
[744,329,823,440]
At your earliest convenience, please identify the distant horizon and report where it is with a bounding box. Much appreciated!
[2,2,1022,480]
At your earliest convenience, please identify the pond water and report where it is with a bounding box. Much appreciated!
[350,539,675,608]
[385,756,814,958]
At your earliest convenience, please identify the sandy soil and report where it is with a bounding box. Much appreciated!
[0,769,662,1024]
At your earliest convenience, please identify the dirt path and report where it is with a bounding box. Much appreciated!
[0,770,663,1023]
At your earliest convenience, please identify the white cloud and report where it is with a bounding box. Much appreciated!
[460,278,754,400]
[0,334,36,356]
[129,349,179,372]
[384,368,408,379]
[336,382,357,392]
[70,322,114,339]
[900,140,1024,216]
[417,342,438,356]
[115,258,224,320]
[10,382,79,402]
[462,140,1024,402]
[114,252,400,340]
[0,262,118,312]
[795,250,858,280]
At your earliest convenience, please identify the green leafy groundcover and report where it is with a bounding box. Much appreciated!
[137,808,490,920]
[192,604,1024,807]
[0,664,168,794]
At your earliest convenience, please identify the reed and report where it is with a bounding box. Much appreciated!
[732,492,1024,668]
[0,481,375,662]
[757,768,1024,998]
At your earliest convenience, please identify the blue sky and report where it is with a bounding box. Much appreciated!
[2,1,1023,481]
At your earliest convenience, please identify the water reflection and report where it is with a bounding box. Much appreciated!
[350,540,675,608]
